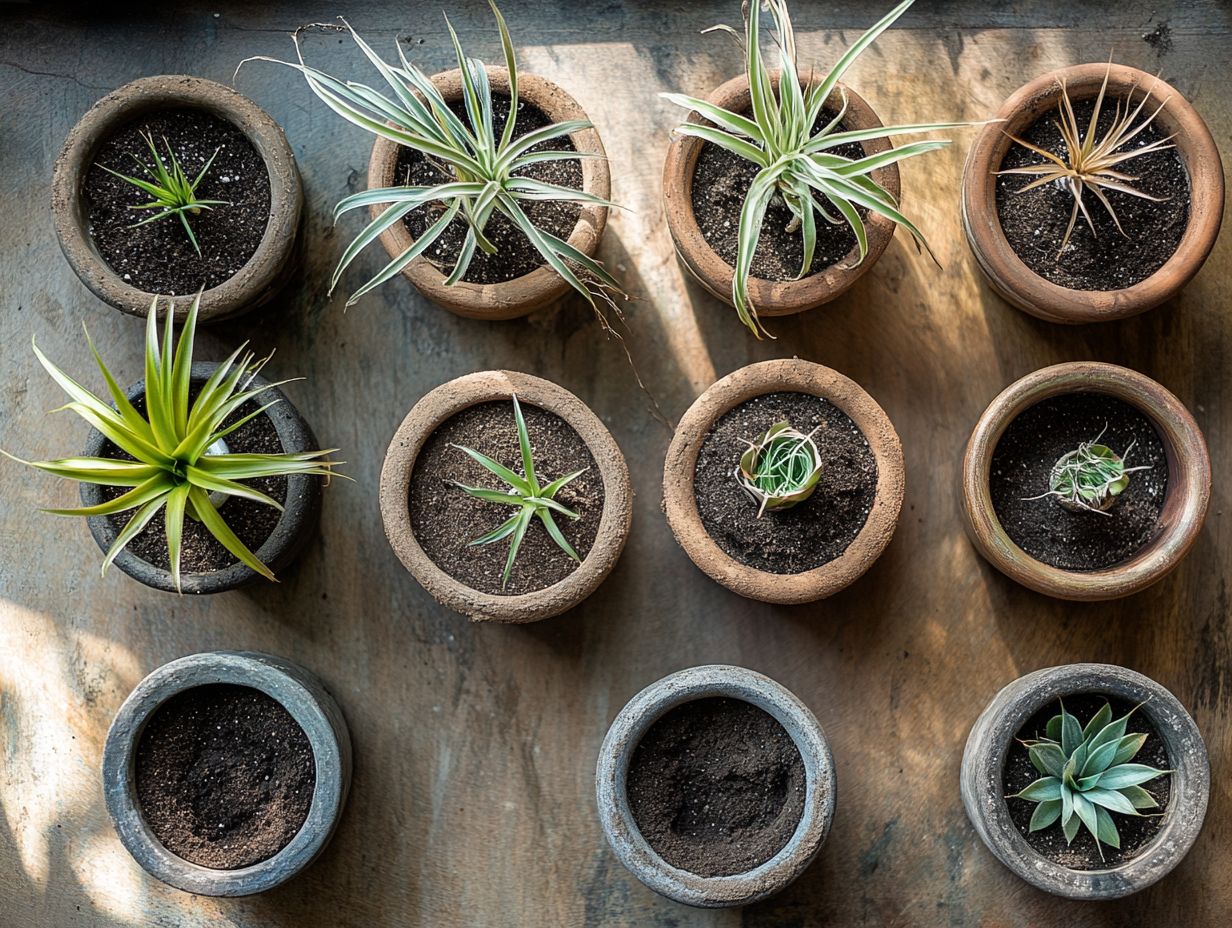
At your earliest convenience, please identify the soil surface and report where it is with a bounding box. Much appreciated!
[626,697,807,877]
[136,684,316,870]
[85,108,271,294]
[694,391,877,574]
[397,93,583,284]
[996,95,1189,291]
[989,392,1167,570]
[101,390,287,575]
[409,400,603,596]
[691,105,869,281]
[1003,693,1170,870]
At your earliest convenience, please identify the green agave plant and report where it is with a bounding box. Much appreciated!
[2,294,342,591]
[1027,428,1150,514]
[1010,699,1169,859]
[243,0,622,309]
[452,394,586,590]
[664,0,978,338]
[736,421,822,516]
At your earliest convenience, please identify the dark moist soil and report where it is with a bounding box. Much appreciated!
[692,106,868,281]
[136,684,316,870]
[397,93,583,284]
[995,95,1189,291]
[100,390,287,575]
[1003,692,1170,870]
[989,392,1167,571]
[694,391,877,574]
[85,108,271,294]
[626,697,807,878]
[409,400,603,596]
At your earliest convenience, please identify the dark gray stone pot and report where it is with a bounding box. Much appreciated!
[80,362,323,594]
[961,663,1209,900]
[595,665,836,908]
[102,651,352,896]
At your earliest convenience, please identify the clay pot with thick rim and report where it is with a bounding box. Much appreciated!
[962,63,1224,323]
[961,663,1208,900]
[961,362,1210,600]
[596,664,836,908]
[52,75,303,323]
[379,370,632,622]
[80,363,325,595]
[366,67,610,319]
[663,69,900,319]
[663,358,904,604]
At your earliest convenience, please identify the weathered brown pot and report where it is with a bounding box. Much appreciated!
[366,67,610,320]
[379,370,632,622]
[962,362,1210,600]
[52,75,303,323]
[662,69,900,319]
[962,63,1224,324]
[663,359,904,604]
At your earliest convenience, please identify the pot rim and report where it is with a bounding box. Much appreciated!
[79,361,324,595]
[366,66,610,320]
[595,664,836,908]
[961,361,1210,600]
[378,370,632,622]
[960,663,1209,899]
[961,62,1225,323]
[102,650,352,896]
[51,74,303,323]
[662,68,901,317]
[663,358,905,603]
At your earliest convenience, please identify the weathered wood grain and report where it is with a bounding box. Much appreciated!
[0,2,1229,926]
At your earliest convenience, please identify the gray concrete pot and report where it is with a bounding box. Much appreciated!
[52,75,303,323]
[80,362,324,595]
[595,665,836,908]
[102,651,352,896]
[961,663,1209,900]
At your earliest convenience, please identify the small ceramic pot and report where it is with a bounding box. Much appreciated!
[961,663,1208,900]
[962,63,1224,323]
[962,362,1210,600]
[103,650,352,896]
[595,664,836,908]
[366,66,610,319]
[52,75,303,323]
[379,370,632,622]
[80,362,325,595]
[663,358,904,603]
[662,69,900,318]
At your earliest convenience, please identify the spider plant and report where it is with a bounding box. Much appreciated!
[736,421,822,516]
[995,63,1175,256]
[663,0,976,337]
[1026,427,1151,514]
[452,395,586,590]
[241,0,622,309]
[99,131,228,256]
[2,293,342,591]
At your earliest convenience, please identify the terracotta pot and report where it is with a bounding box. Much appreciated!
[366,67,610,319]
[663,359,904,603]
[103,651,352,895]
[961,362,1210,600]
[961,663,1208,900]
[379,370,632,622]
[961,63,1224,324]
[51,75,303,323]
[595,664,836,907]
[662,69,900,318]
[80,363,325,595]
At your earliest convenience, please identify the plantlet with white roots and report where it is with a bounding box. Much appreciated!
[1027,428,1151,514]
[736,421,822,516]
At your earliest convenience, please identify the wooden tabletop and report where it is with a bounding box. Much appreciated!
[1,2,1228,926]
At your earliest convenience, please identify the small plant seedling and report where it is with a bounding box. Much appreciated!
[99,131,229,256]
[1026,427,1151,514]
[736,421,823,516]
[452,394,588,589]
[1009,699,1169,860]
[995,62,1176,256]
